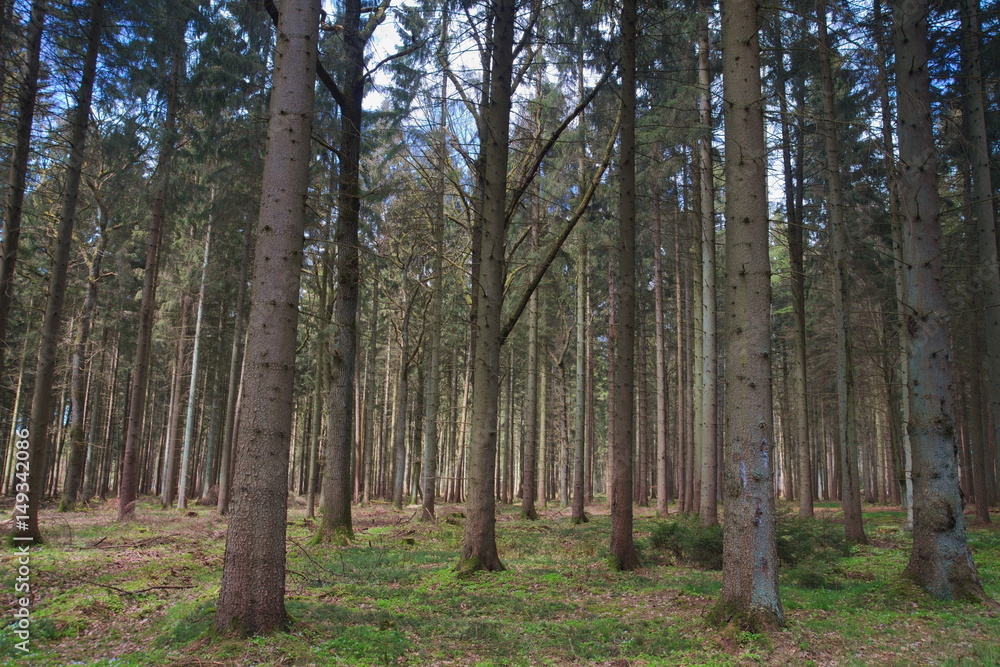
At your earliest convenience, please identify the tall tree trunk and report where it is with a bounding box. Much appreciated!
[818,2,867,545]
[178,221,212,510]
[610,0,640,572]
[58,5,107,510]
[392,279,413,511]
[709,0,784,629]
[15,0,101,540]
[161,295,191,506]
[775,18,812,517]
[962,0,1000,516]
[118,38,183,522]
[698,0,718,526]
[572,232,589,523]
[654,192,670,517]
[422,34,449,521]
[217,222,252,515]
[214,0,320,635]
[0,0,46,384]
[892,0,993,604]
[458,0,514,575]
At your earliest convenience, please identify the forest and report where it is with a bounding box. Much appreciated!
[0,0,999,664]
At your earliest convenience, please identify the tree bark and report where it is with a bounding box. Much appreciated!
[892,0,994,604]
[572,232,588,523]
[214,0,320,635]
[709,0,784,629]
[458,0,515,575]
[610,0,640,572]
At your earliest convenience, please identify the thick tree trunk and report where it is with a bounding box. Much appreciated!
[458,0,514,575]
[892,0,993,604]
[709,0,784,629]
[610,0,640,572]
[214,0,320,635]
[0,0,46,384]
[118,40,183,522]
[15,0,101,540]
[818,3,867,545]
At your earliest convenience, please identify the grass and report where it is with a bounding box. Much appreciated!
[1,498,997,666]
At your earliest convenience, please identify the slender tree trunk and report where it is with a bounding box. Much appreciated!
[697,0,718,526]
[118,40,183,522]
[893,0,993,604]
[709,0,784,629]
[217,222,252,514]
[161,295,191,507]
[15,0,101,539]
[818,2,867,545]
[58,4,107,510]
[572,232,588,523]
[215,0,320,635]
[177,221,212,510]
[0,0,46,384]
[610,0,640,572]
[654,194,670,516]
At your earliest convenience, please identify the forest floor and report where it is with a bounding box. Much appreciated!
[0,497,997,666]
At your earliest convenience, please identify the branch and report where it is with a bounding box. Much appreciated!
[504,65,614,227]
[499,108,621,345]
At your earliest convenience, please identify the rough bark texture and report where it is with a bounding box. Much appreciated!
[818,3,867,545]
[610,0,640,573]
[892,0,993,604]
[458,0,514,576]
[0,0,46,384]
[709,0,784,629]
[571,233,588,524]
[118,42,182,522]
[214,0,319,635]
[318,0,368,544]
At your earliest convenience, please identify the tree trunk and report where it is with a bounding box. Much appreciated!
[654,193,670,517]
[893,0,993,604]
[818,2,867,546]
[458,0,515,575]
[572,232,589,523]
[214,0,320,635]
[118,37,183,522]
[610,0,640,572]
[177,221,212,510]
[15,0,101,540]
[697,0,718,527]
[217,222,252,515]
[709,0,784,629]
[0,0,46,384]
[58,3,107,511]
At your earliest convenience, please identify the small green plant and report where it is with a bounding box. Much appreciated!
[648,519,723,570]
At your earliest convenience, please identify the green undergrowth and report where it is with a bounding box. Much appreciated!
[1,498,997,666]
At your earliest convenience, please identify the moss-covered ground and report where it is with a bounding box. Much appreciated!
[1,498,997,666]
